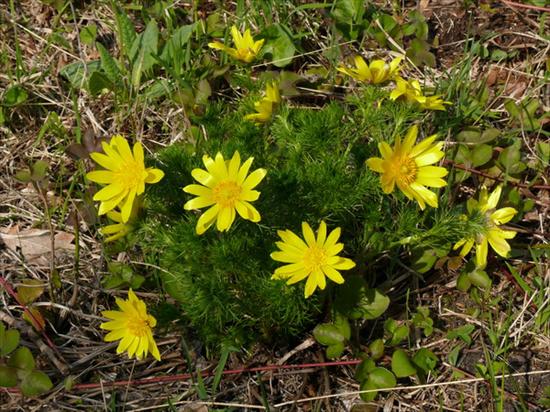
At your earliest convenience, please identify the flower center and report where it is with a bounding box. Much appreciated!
[212,180,242,208]
[116,160,145,190]
[303,245,327,272]
[390,155,418,187]
[127,317,150,337]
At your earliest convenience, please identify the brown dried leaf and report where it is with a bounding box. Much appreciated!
[0,226,75,263]
[17,280,46,304]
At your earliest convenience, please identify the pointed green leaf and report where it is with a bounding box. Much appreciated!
[115,9,137,59]
[14,170,32,183]
[97,42,122,86]
[31,160,48,181]
[334,314,351,340]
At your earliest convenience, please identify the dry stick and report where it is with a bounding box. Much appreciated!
[69,360,362,391]
[0,310,68,375]
[0,275,68,374]
[444,159,550,190]
[273,369,550,408]
[500,0,550,13]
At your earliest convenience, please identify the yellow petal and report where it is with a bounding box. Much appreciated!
[191,168,216,187]
[94,183,125,201]
[486,186,502,210]
[322,265,345,284]
[475,237,488,268]
[120,188,136,223]
[366,157,384,173]
[317,221,327,246]
[133,142,144,164]
[196,204,220,235]
[86,170,115,184]
[242,168,267,190]
[271,251,301,263]
[487,229,511,257]
[145,168,164,184]
[228,151,241,177]
[184,196,215,210]
[216,206,233,231]
[183,184,212,197]
[490,207,517,225]
[301,222,316,247]
[414,144,445,167]
[286,267,311,285]
[304,273,318,298]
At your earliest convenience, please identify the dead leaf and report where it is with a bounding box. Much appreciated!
[0,226,75,264]
[23,307,46,332]
[17,279,46,304]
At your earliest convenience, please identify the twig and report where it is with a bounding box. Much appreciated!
[444,159,550,190]
[501,0,550,13]
[0,310,68,375]
[0,275,67,374]
[69,360,362,391]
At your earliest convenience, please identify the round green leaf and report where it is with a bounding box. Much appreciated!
[471,144,493,167]
[456,272,471,292]
[0,329,20,356]
[391,349,417,378]
[326,342,345,359]
[412,348,438,372]
[354,288,390,320]
[7,347,35,371]
[0,365,18,387]
[369,367,397,389]
[313,324,345,346]
[355,357,376,382]
[468,269,492,290]
[20,370,53,396]
[359,378,378,402]
[369,338,384,360]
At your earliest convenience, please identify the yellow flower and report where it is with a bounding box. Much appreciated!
[100,210,133,242]
[208,25,264,63]
[337,55,402,84]
[390,77,450,111]
[271,221,356,298]
[244,82,281,124]
[453,186,517,268]
[183,151,266,235]
[100,290,161,361]
[86,135,164,223]
[366,125,448,210]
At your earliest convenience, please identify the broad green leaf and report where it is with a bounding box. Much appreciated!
[447,324,475,345]
[264,24,295,67]
[355,357,376,381]
[412,348,438,372]
[97,43,122,86]
[79,23,97,45]
[471,144,493,167]
[352,288,390,320]
[391,349,416,378]
[3,85,28,106]
[7,347,35,371]
[20,370,53,396]
[14,170,32,183]
[31,160,48,181]
[369,339,384,360]
[480,128,500,143]
[160,23,196,62]
[313,324,345,346]
[0,328,20,356]
[326,342,345,359]
[0,365,17,387]
[334,314,351,340]
[359,377,378,402]
[17,280,45,304]
[456,272,471,292]
[369,367,396,391]
[331,0,365,40]
[88,71,112,95]
[59,60,101,89]
[468,269,492,290]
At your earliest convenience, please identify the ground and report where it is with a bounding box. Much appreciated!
[0,1,549,411]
